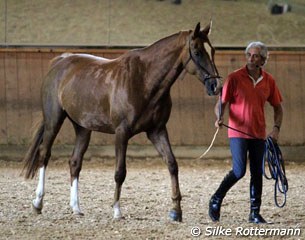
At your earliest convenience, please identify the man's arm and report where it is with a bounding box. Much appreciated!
[268,103,283,141]
[214,97,227,128]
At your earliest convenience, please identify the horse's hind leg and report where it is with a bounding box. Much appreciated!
[32,109,66,214]
[69,123,91,215]
[32,166,46,213]
[147,127,182,222]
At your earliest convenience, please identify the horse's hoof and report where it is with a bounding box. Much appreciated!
[169,210,182,222]
[113,212,123,220]
[113,205,122,220]
[32,202,42,214]
[32,207,42,214]
[73,210,84,216]
[113,215,124,221]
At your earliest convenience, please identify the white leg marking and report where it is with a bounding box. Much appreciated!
[32,167,45,213]
[113,201,122,219]
[70,178,83,215]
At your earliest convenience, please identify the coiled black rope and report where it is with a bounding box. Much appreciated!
[263,136,288,208]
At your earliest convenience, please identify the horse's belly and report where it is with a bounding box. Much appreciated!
[81,115,115,133]
[59,74,115,133]
[67,110,115,134]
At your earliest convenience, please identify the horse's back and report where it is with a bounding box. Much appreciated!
[42,53,108,96]
[42,53,117,132]
[49,53,109,69]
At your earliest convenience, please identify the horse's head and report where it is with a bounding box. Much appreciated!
[183,21,222,96]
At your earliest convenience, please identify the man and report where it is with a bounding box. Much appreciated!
[209,41,283,223]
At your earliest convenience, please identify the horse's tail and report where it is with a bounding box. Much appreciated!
[22,119,45,179]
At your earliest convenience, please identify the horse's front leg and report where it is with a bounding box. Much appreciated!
[147,127,182,222]
[112,124,129,220]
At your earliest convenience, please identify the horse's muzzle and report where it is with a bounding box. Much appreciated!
[204,76,222,96]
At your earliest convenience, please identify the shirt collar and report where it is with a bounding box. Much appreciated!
[243,65,264,86]
[248,74,263,86]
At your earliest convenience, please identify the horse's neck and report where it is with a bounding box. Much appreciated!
[145,31,187,70]
[141,32,188,98]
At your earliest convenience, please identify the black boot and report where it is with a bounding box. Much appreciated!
[171,0,181,4]
[209,194,222,221]
[248,177,266,224]
[249,210,266,224]
[209,171,238,222]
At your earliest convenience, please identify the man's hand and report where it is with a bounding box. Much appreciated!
[215,117,224,128]
[268,126,280,142]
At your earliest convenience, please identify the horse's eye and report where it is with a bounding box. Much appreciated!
[194,51,200,56]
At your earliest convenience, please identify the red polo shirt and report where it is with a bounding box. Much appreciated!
[222,66,282,139]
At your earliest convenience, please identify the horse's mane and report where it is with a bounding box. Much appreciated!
[144,30,190,52]
[127,30,190,58]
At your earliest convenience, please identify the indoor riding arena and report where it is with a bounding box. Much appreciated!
[1,1,305,239]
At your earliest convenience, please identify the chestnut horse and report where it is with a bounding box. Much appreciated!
[23,22,222,222]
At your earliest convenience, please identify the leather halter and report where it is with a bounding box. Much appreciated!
[184,36,221,84]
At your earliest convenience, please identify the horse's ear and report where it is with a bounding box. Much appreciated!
[193,22,201,39]
[202,20,212,36]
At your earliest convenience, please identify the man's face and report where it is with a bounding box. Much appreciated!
[246,47,265,70]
